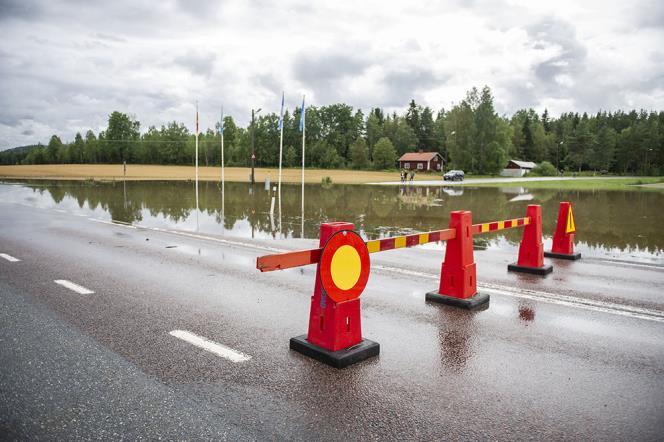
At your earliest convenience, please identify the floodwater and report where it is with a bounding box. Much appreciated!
[1,179,663,264]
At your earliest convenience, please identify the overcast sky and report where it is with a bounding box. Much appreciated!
[0,0,662,150]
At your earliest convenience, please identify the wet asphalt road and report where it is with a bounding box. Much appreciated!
[1,202,663,440]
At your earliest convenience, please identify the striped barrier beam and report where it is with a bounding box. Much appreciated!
[471,216,530,235]
[256,216,531,272]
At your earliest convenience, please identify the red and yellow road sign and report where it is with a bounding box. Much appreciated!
[566,206,576,234]
[319,230,370,303]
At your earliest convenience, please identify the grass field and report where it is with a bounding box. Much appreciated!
[462,176,664,190]
[1,164,661,190]
[0,164,421,184]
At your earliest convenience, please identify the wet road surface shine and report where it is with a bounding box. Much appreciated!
[1,202,663,439]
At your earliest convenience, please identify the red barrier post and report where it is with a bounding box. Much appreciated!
[544,201,581,260]
[426,210,490,309]
[508,205,553,275]
[289,222,379,368]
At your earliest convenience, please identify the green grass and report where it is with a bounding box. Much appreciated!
[458,176,664,191]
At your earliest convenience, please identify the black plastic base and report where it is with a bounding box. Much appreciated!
[289,335,379,369]
[425,291,490,310]
[508,262,553,275]
[544,251,581,260]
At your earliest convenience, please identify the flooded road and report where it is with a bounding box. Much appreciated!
[1,180,664,439]
[1,179,663,264]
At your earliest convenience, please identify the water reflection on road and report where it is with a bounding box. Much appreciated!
[1,180,662,264]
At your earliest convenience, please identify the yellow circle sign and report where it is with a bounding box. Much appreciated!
[319,230,371,303]
[330,245,361,290]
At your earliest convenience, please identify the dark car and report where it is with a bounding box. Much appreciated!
[443,170,465,181]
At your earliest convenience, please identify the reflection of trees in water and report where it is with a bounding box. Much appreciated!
[25,180,664,253]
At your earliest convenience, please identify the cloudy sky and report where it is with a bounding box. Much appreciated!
[0,0,662,150]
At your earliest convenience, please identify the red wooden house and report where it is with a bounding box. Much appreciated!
[398,151,444,171]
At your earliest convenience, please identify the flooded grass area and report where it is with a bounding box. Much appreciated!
[2,179,663,264]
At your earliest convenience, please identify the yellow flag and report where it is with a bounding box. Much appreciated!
[566,206,576,234]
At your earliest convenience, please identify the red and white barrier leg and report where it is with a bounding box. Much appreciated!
[544,201,581,260]
[289,222,379,368]
[426,210,490,310]
[508,205,553,275]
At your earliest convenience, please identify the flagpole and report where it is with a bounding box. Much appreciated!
[195,101,200,231]
[278,91,284,233]
[220,105,224,183]
[300,95,305,238]
[220,105,225,227]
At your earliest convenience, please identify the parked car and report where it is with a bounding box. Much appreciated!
[443,170,465,181]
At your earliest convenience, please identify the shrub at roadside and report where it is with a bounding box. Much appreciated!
[530,161,557,176]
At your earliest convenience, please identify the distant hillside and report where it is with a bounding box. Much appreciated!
[2,144,41,154]
[0,144,41,165]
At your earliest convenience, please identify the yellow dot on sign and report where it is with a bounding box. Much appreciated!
[330,245,362,291]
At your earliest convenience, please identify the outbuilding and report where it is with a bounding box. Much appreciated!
[500,159,537,177]
[398,151,445,172]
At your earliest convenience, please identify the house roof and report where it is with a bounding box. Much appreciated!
[508,160,537,169]
[398,152,442,162]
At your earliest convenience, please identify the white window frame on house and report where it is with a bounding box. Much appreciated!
[404,163,410,169]
[417,163,423,170]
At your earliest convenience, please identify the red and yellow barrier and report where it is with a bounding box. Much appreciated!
[257,203,568,368]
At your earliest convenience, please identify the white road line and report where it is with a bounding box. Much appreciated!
[169,330,251,363]
[85,215,664,322]
[0,253,20,262]
[88,217,282,253]
[54,279,94,295]
[373,264,664,323]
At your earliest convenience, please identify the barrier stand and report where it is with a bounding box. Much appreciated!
[426,211,489,310]
[289,222,379,369]
[256,203,561,366]
[507,205,553,275]
[544,201,581,260]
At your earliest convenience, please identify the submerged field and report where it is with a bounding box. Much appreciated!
[1,164,662,191]
[0,164,413,184]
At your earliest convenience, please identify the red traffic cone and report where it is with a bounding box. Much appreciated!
[426,210,490,309]
[544,202,581,260]
[508,205,553,276]
[290,222,379,368]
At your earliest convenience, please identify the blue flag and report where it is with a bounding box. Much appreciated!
[299,96,305,132]
[219,106,224,134]
[277,92,284,130]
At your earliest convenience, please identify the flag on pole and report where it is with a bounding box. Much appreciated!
[219,106,224,134]
[196,105,199,135]
[277,91,285,130]
[299,95,305,131]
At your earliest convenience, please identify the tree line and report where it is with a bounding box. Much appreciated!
[2,86,663,175]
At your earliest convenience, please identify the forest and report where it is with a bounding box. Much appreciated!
[2,86,663,175]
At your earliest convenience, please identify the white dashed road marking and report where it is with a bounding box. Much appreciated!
[54,279,95,295]
[169,330,252,363]
[0,253,20,262]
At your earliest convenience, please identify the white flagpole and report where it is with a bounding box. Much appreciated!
[278,92,284,233]
[220,105,225,227]
[220,106,224,183]
[301,95,305,238]
[195,101,200,231]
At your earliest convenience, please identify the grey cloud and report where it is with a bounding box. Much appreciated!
[293,51,370,89]
[636,0,664,29]
[21,128,34,136]
[173,52,217,78]
[0,0,42,21]
[255,74,282,96]
[527,17,587,86]
[381,68,448,107]
[0,114,34,127]
[95,33,126,43]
